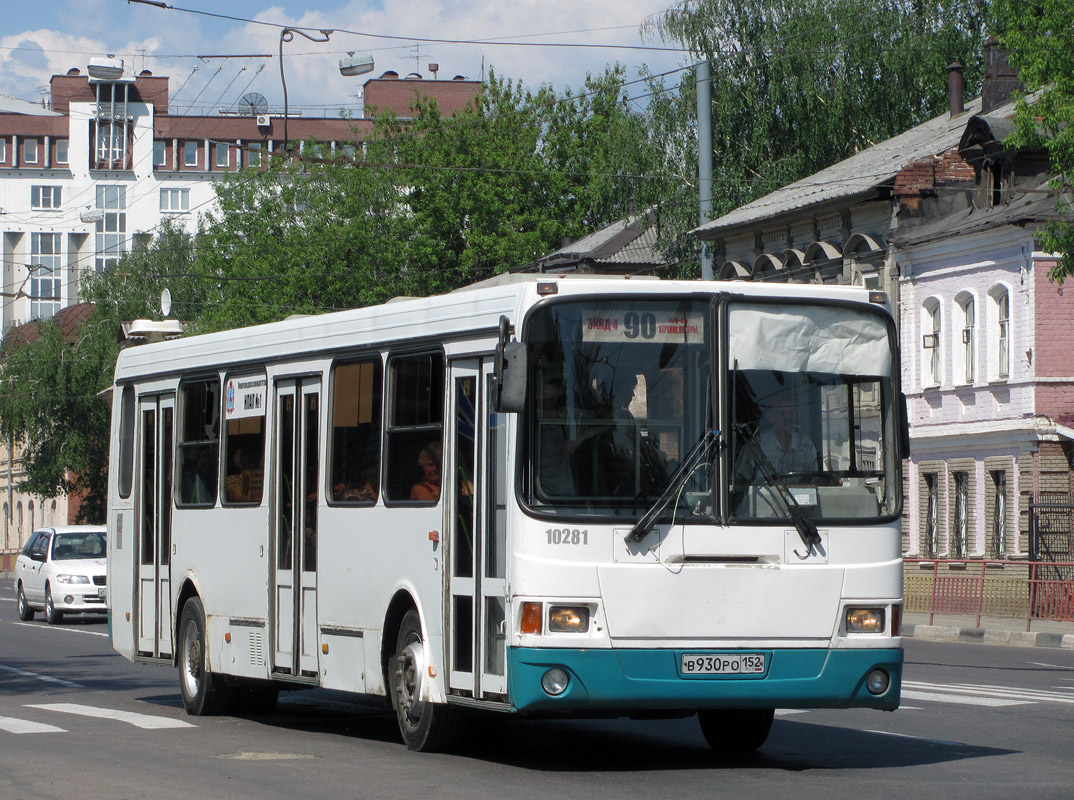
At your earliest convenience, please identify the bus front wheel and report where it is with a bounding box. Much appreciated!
[391,609,459,752]
[698,708,774,753]
[178,596,234,715]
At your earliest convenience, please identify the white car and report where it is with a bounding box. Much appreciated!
[14,526,108,624]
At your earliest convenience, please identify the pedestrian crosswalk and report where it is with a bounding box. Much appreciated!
[0,702,195,734]
[902,679,1074,707]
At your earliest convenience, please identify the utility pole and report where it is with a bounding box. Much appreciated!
[697,61,714,280]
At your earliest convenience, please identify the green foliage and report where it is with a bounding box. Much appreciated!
[991,0,1074,285]
[643,0,989,275]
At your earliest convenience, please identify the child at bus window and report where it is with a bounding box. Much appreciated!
[411,442,442,502]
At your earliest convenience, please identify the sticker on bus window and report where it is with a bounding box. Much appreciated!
[225,376,267,419]
[581,311,704,344]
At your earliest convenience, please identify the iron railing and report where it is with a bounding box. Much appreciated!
[905,558,1074,631]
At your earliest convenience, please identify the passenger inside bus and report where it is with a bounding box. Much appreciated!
[734,394,819,483]
[410,441,442,502]
[225,446,264,503]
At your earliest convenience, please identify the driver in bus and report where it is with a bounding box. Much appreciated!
[734,394,819,484]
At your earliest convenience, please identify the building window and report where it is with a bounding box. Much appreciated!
[922,299,942,388]
[247,142,262,168]
[95,185,126,273]
[96,124,125,167]
[0,137,7,163]
[23,138,39,164]
[990,470,1007,558]
[215,142,230,168]
[31,186,62,210]
[183,141,199,168]
[955,293,975,384]
[160,187,190,212]
[30,232,62,320]
[923,473,938,557]
[952,472,969,557]
[988,286,1010,380]
[55,139,69,165]
[154,140,167,167]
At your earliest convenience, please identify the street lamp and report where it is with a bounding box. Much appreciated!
[278,28,374,156]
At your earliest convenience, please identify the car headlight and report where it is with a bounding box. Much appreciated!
[845,607,885,634]
[55,574,91,585]
[548,606,590,633]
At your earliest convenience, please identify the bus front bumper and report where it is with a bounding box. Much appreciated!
[506,646,902,714]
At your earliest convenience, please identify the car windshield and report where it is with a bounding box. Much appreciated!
[53,532,107,560]
[522,297,711,518]
[727,302,901,522]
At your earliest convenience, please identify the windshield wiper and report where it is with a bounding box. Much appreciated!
[740,431,822,551]
[627,429,719,544]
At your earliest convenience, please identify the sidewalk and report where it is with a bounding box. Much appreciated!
[904,611,1074,650]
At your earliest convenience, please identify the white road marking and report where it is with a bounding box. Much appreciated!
[905,680,1074,705]
[25,703,195,730]
[863,729,966,747]
[901,689,1029,707]
[1027,662,1074,671]
[0,664,84,688]
[0,715,67,734]
[13,621,108,637]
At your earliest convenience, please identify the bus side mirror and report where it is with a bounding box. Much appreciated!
[492,315,527,413]
[497,341,527,412]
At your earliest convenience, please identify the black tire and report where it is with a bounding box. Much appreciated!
[391,609,461,752]
[698,708,774,753]
[16,584,35,621]
[44,585,64,625]
[177,597,235,715]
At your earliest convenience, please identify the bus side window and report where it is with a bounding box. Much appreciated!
[176,378,220,507]
[118,385,135,498]
[385,352,443,503]
[330,357,383,504]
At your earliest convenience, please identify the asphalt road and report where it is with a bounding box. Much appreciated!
[4,579,1074,800]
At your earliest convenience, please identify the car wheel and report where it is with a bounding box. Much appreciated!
[698,708,774,753]
[17,584,36,621]
[391,609,461,752]
[45,585,64,625]
[177,596,235,715]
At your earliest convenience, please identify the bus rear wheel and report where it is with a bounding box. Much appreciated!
[698,708,774,753]
[391,609,459,752]
[178,596,235,715]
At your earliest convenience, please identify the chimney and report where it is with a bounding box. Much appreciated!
[982,37,1024,114]
[947,62,964,117]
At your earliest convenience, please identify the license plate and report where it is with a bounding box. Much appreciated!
[681,652,766,675]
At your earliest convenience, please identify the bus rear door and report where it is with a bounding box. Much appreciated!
[135,393,174,660]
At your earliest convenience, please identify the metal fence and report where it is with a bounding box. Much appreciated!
[905,558,1074,631]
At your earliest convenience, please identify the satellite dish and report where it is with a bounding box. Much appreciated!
[239,92,269,116]
[160,288,172,318]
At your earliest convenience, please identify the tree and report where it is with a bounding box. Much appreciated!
[990,0,1074,285]
[643,0,990,275]
[0,223,203,520]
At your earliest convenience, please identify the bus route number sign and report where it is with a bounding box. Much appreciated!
[680,652,766,675]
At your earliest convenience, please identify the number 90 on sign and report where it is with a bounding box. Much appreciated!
[680,652,766,675]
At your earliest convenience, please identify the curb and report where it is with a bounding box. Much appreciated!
[905,622,1074,650]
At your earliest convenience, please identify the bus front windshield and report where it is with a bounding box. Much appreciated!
[524,298,711,518]
[727,302,901,522]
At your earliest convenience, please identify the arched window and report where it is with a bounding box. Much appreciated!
[987,285,1011,380]
[954,292,975,385]
[921,298,942,387]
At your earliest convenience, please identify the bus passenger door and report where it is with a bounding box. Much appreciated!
[447,359,508,700]
[271,378,321,677]
[135,394,175,660]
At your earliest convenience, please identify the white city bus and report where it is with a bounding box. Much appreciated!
[107,275,906,752]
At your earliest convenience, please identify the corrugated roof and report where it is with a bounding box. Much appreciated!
[694,96,988,237]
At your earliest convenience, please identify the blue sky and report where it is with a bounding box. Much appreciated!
[1,0,688,115]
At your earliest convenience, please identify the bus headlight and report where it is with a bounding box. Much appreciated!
[548,606,590,633]
[846,607,885,634]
